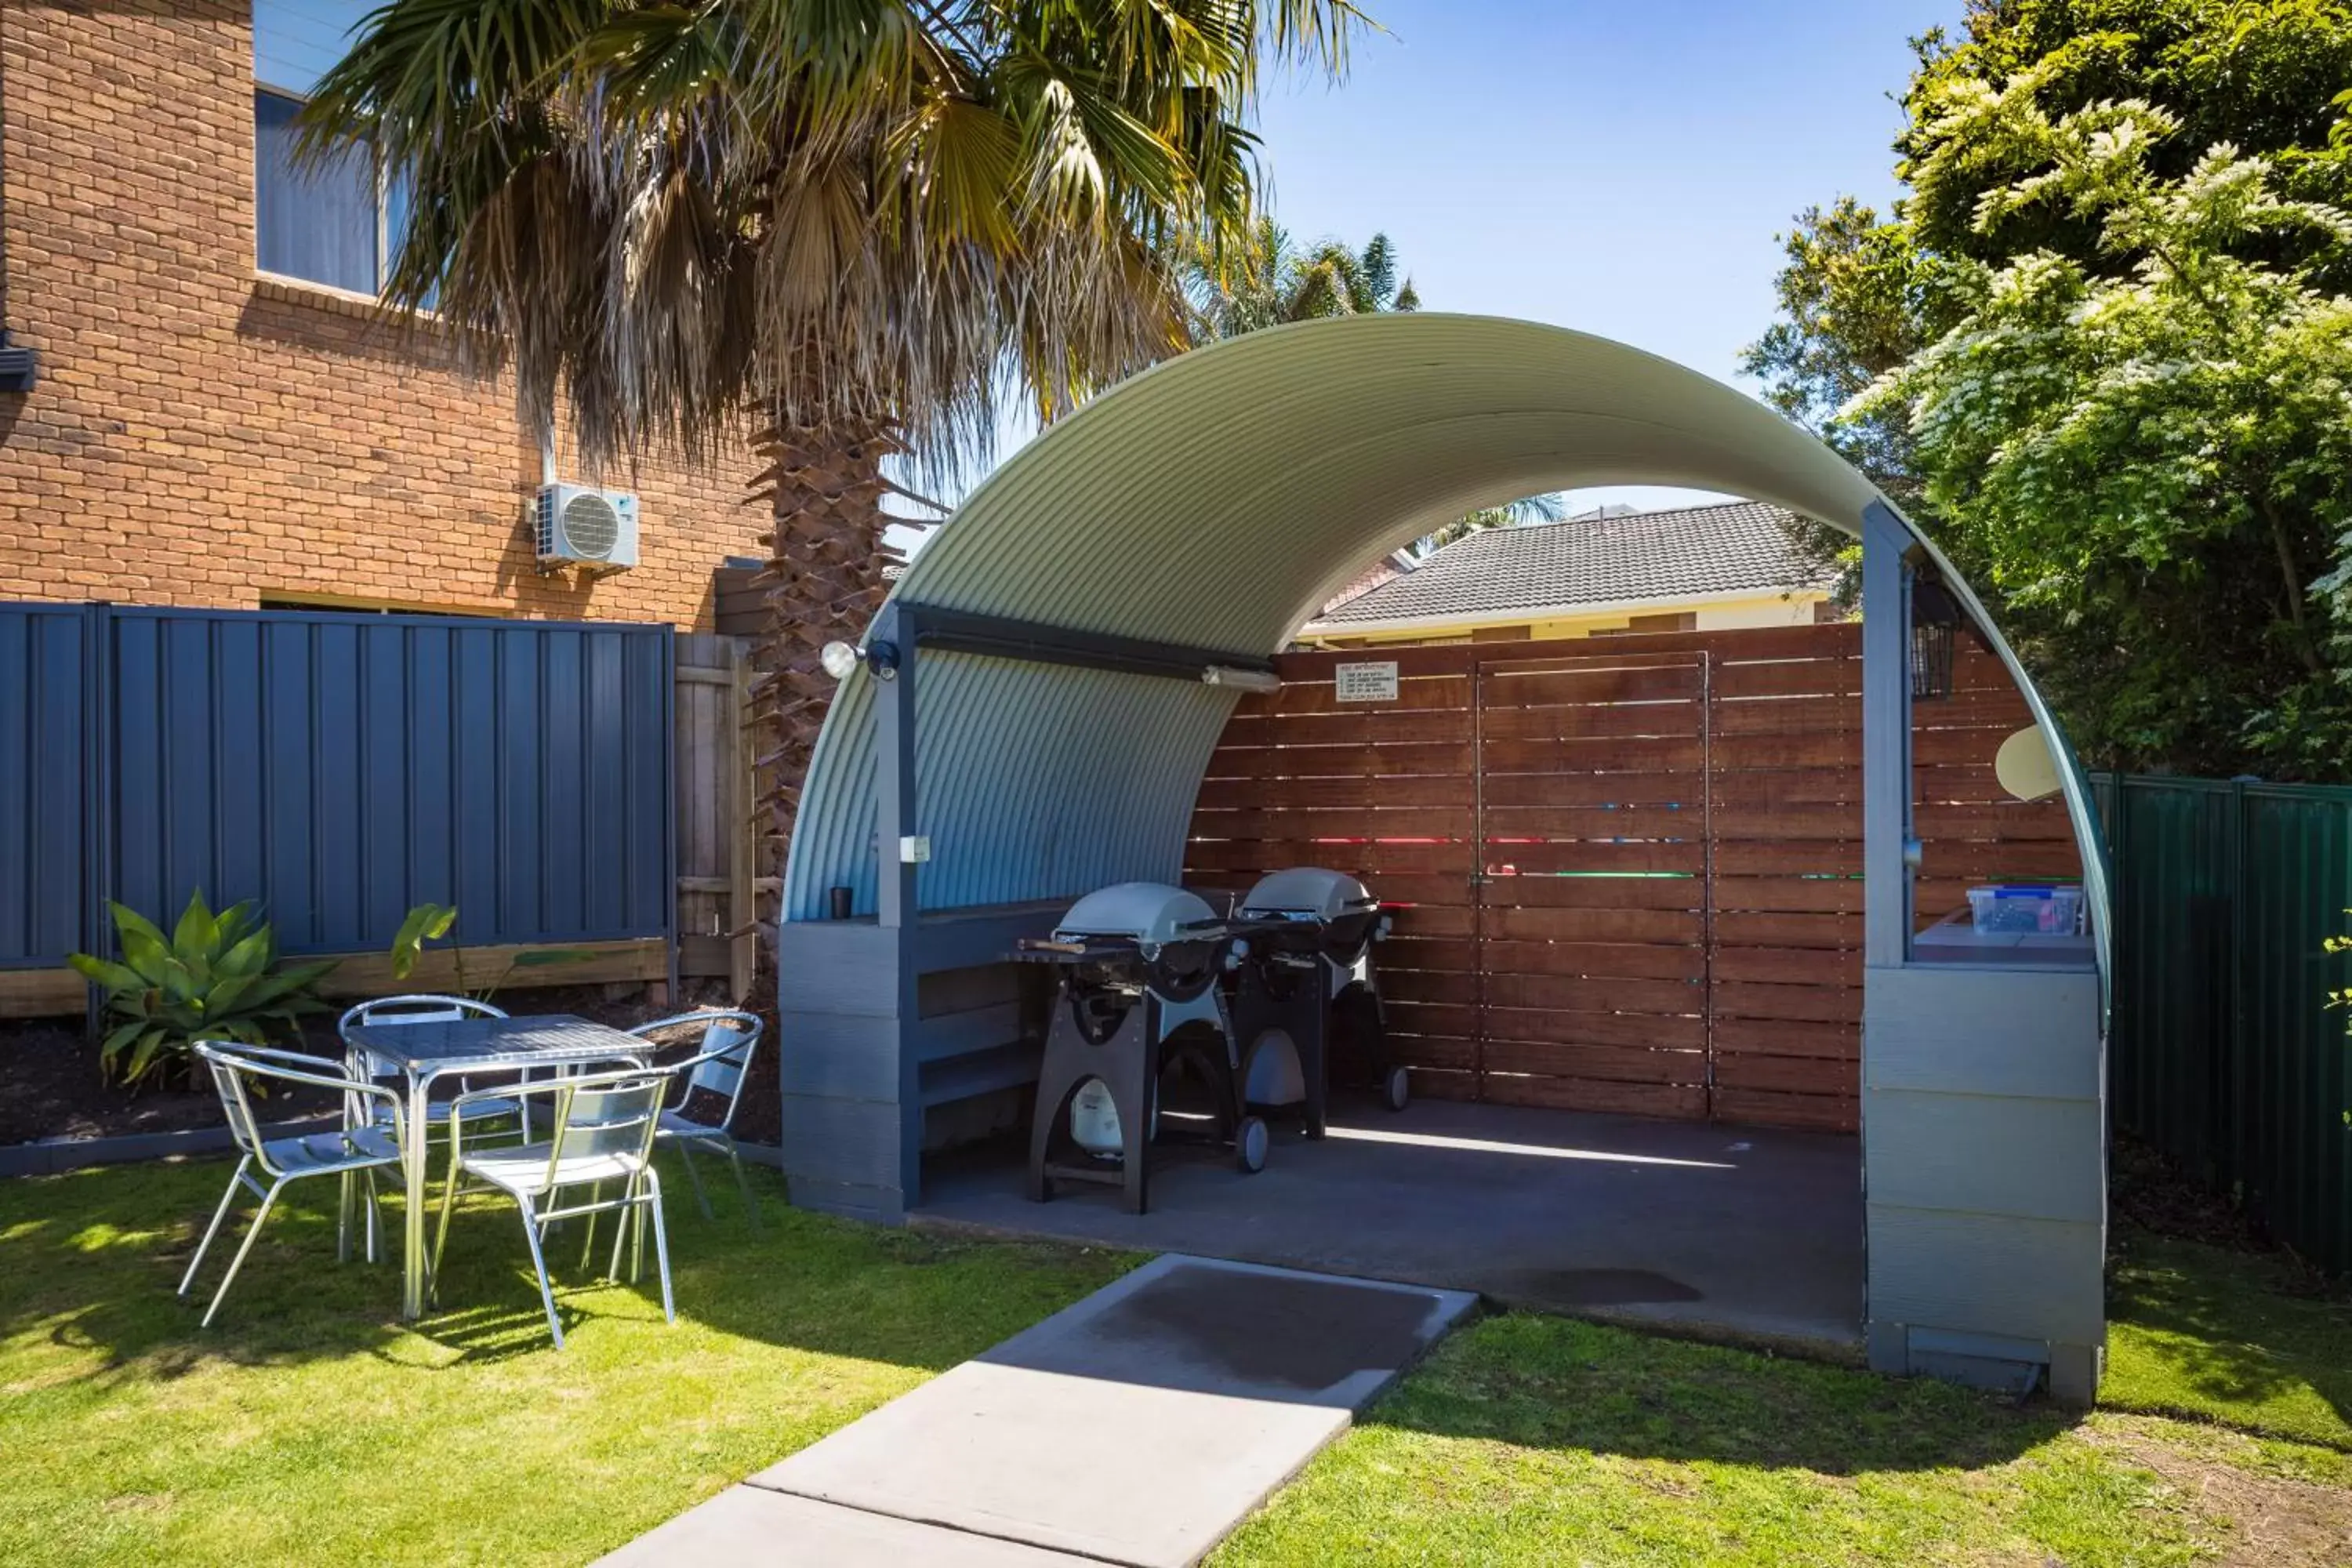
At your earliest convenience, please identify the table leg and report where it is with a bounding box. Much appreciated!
[403,1070,431,1320]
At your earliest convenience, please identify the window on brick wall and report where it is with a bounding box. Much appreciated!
[253,0,403,295]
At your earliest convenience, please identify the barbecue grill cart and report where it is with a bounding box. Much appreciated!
[1017,883,1265,1214]
[1234,868,1408,1116]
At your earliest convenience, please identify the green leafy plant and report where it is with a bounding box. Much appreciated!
[390,902,457,982]
[388,901,596,1004]
[68,891,338,1087]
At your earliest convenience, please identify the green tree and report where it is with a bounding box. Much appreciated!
[299,0,1367,873]
[1748,0,2352,774]
[1851,77,2352,774]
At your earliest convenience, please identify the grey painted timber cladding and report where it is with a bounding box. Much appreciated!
[1864,963,2106,1370]
[0,605,89,967]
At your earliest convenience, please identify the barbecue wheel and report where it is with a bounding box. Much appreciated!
[1384,1065,1411,1113]
[1235,1115,1269,1174]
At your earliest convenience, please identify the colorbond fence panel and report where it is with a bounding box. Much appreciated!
[0,604,677,1015]
[2103,775,2352,1278]
[1186,621,2080,1134]
[0,605,89,971]
[106,608,673,953]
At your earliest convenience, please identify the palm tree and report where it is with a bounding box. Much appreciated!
[1188,220,1417,340]
[299,0,1366,918]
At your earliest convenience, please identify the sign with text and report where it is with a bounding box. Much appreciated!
[1334,661,1400,703]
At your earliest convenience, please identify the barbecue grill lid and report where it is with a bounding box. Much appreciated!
[1054,882,1220,946]
[1239,867,1377,923]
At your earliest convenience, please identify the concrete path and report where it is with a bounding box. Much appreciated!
[922,1099,1863,1350]
[597,1254,1476,1567]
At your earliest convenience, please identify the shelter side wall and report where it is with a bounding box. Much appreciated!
[1862,964,2106,1399]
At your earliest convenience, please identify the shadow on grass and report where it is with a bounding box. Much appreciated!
[1364,1312,2079,1476]
[2104,1225,2352,1450]
[0,1149,1132,1384]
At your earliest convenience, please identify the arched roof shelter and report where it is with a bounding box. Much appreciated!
[778,314,2111,1404]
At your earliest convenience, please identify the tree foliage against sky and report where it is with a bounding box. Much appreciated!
[1748,0,2352,777]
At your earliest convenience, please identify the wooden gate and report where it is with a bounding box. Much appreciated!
[1187,622,2076,1134]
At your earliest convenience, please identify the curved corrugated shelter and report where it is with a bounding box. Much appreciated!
[785,312,2106,948]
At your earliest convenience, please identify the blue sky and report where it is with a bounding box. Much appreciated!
[938,0,1962,527]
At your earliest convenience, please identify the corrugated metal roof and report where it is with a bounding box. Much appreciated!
[782,313,2104,961]
[1311,499,1831,626]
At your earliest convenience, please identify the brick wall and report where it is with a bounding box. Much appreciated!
[0,2,764,628]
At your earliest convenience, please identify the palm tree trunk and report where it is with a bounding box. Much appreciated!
[746,422,895,927]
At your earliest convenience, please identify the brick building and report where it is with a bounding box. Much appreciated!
[0,2,766,628]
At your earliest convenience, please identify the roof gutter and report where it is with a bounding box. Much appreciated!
[1301,582,1831,638]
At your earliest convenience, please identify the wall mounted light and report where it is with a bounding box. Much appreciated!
[818,641,862,681]
[1203,665,1280,694]
[1911,577,1961,702]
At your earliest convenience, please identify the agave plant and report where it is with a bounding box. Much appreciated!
[68,891,339,1087]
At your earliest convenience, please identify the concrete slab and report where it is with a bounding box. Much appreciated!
[594,1487,1099,1566]
[920,1099,1864,1351]
[751,1255,1476,1568]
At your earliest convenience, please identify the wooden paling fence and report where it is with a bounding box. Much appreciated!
[673,632,771,1000]
[1185,622,2079,1133]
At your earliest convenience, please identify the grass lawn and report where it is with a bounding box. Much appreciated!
[0,1152,1133,1566]
[1215,1229,2352,1568]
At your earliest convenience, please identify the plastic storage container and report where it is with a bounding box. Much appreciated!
[1967,884,2083,935]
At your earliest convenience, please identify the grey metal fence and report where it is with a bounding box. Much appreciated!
[0,602,673,980]
[2099,772,2352,1276]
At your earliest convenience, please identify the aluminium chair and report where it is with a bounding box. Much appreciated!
[429,1065,677,1349]
[336,994,522,1261]
[627,1010,766,1228]
[180,1042,408,1328]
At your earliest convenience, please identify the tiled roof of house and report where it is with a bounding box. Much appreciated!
[1308,499,1831,626]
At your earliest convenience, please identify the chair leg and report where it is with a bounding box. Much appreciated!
[607,1174,637,1283]
[337,1169,354,1265]
[673,1142,713,1221]
[179,1156,250,1298]
[430,1153,468,1301]
[200,1179,283,1329]
[363,1169,383,1266]
[579,1181,603,1272]
[643,1173,675,1325]
[517,1205,565,1350]
[720,1139,761,1232]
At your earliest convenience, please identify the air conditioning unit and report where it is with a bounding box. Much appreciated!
[535,482,640,570]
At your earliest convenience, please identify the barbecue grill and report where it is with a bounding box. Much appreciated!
[1017,882,1265,1213]
[1234,867,1407,1114]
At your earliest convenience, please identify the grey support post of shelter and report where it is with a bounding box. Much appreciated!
[1857,500,2108,1406]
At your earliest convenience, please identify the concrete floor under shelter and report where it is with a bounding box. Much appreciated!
[918,1098,1864,1352]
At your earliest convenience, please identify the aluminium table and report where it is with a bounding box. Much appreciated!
[343,1013,651,1321]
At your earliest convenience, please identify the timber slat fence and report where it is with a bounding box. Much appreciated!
[2097,773,2352,1277]
[1189,622,2079,1134]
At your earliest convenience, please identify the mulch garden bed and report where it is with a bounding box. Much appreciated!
[1,977,778,1150]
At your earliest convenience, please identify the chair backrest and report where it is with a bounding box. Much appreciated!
[340,994,506,1077]
[546,1070,668,1172]
[630,1010,763,1130]
[195,1042,270,1163]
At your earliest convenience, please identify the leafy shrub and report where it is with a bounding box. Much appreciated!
[69,891,337,1086]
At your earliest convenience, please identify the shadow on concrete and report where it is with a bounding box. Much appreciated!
[920,1098,1865,1352]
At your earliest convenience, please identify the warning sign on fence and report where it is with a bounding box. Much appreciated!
[1334,661,1400,703]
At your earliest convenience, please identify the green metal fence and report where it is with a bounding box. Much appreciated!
[2099,773,2352,1276]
